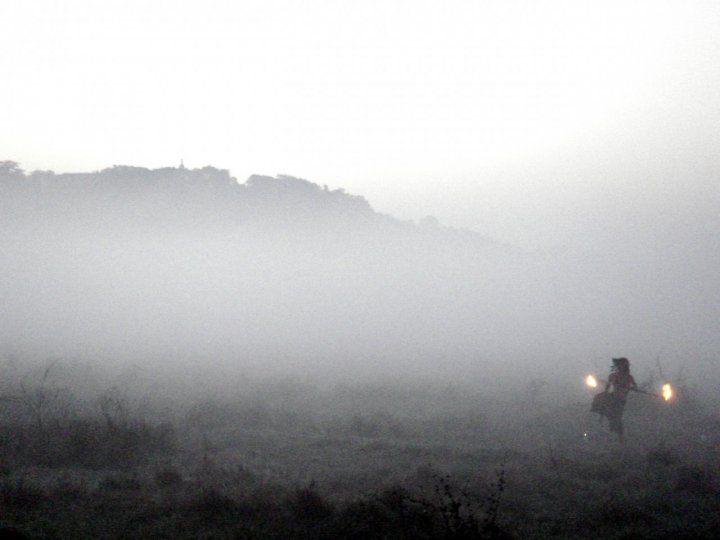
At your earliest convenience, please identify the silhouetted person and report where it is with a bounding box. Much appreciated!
[592,357,637,442]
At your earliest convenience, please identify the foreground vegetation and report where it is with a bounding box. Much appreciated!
[1,358,719,539]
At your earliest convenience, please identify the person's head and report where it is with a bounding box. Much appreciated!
[612,357,630,373]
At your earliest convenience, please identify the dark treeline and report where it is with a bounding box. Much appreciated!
[0,160,523,382]
[2,160,509,235]
[0,161,375,230]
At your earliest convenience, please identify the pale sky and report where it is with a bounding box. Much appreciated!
[2,0,719,247]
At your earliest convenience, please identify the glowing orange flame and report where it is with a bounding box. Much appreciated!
[586,375,598,388]
[662,384,673,401]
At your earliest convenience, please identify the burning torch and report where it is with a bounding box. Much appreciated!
[585,374,673,401]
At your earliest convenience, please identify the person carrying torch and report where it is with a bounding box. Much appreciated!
[591,357,637,442]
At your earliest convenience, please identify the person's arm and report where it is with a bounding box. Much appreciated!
[604,373,613,393]
[629,375,638,390]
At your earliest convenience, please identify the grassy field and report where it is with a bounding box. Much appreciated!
[1,359,719,539]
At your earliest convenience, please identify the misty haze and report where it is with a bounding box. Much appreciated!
[2,160,719,538]
[3,163,718,381]
[3,0,720,538]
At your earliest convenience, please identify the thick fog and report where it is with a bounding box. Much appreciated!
[4,4,720,537]
[1,161,718,389]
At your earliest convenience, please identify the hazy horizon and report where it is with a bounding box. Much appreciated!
[3,1,720,249]
[2,0,719,387]
[2,164,718,390]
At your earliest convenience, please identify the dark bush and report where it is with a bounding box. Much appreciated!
[289,484,334,523]
[155,467,183,488]
[646,445,681,467]
[0,417,176,469]
[675,465,714,495]
[0,526,31,540]
[334,498,400,540]
[190,488,239,519]
[597,497,652,526]
[98,474,143,492]
[0,481,45,510]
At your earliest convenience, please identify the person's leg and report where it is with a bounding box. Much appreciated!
[608,415,624,442]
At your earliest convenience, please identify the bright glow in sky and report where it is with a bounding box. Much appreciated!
[2,0,719,246]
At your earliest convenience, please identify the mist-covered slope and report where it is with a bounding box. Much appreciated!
[1,161,718,382]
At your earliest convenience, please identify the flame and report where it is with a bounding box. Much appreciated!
[662,384,673,401]
[585,375,598,388]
